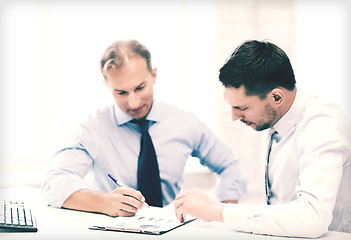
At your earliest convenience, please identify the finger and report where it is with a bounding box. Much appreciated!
[127,194,145,207]
[175,192,187,200]
[182,213,186,223]
[174,197,187,222]
[174,196,186,209]
[120,195,143,210]
[106,203,137,217]
[119,205,138,215]
[115,187,143,200]
[114,188,144,208]
[175,204,185,222]
[117,209,137,217]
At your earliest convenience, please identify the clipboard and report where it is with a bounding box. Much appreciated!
[89,203,196,235]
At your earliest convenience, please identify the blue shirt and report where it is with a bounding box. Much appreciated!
[41,101,247,207]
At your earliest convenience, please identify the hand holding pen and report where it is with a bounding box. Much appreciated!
[108,174,150,209]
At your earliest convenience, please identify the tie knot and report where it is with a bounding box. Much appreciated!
[132,119,149,132]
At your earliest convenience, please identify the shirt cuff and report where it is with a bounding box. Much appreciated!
[222,203,255,232]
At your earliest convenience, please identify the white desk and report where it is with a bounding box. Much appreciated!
[1,186,350,240]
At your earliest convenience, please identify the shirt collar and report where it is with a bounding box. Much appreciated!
[272,87,308,139]
[114,101,160,126]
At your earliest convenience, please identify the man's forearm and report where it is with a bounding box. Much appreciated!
[62,189,108,214]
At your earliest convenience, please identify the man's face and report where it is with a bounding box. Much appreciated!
[104,56,156,119]
[223,85,278,131]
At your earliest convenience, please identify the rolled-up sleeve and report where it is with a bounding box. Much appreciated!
[41,145,93,207]
[41,117,99,208]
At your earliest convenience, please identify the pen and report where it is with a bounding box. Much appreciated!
[107,174,150,208]
[107,174,123,187]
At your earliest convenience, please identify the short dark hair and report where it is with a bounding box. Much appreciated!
[219,40,296,99]
[100,39,152,79]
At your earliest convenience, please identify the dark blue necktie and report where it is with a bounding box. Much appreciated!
[265,130,279,205]
[133,119,162,207]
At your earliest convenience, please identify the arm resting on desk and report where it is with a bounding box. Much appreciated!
[62,187,145,217]
[174,188,332,238]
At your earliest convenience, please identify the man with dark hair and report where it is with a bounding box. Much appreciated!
[175,40,351,238]
[41,39,247,217]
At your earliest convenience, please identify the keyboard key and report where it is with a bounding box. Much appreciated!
[18,207,25,226]
[24,208,33,226]
[12,211,19,225]
[0,214,4,225]
[0,203,4,225]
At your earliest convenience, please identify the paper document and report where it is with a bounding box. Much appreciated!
[89,202,196,235]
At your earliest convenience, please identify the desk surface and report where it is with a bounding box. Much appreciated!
[1,186,350,240]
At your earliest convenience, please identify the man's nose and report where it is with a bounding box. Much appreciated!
[231,109,244,121]
[128,93,141,109]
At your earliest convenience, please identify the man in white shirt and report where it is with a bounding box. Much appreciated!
[174,40,351,238]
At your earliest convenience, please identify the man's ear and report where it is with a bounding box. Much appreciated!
[152,67,157,84]
[270,88,284,105]
[274,94,281,101]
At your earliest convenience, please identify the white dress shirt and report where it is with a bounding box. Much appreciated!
[222,87,351,238]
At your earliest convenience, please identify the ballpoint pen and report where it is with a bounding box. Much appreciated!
[107,174,150,208]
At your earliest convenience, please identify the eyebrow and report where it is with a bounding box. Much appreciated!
[113,82,146,93]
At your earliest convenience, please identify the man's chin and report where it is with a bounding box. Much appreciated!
[255,125,271,132]
[242,121,256,129]
[252,125,262,131]
[129,113,147,119]
[244,122,265,131]
[127,107,148,119]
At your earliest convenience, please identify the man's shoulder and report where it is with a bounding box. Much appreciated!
[304,93,348,123]
[81,104,115,125]
[155,101,211,136]
[157,101,199,120]
[299,92,351,138]
[94,104,115,116]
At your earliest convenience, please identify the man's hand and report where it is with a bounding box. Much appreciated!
[102,187,145,216]
[174,188,225,223]
[62,187,146,217]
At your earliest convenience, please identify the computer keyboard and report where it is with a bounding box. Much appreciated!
[0,200,38,232]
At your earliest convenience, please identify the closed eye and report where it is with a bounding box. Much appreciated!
[115,90,127,95]
[135,85,145,91]
[233,106,248,111]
